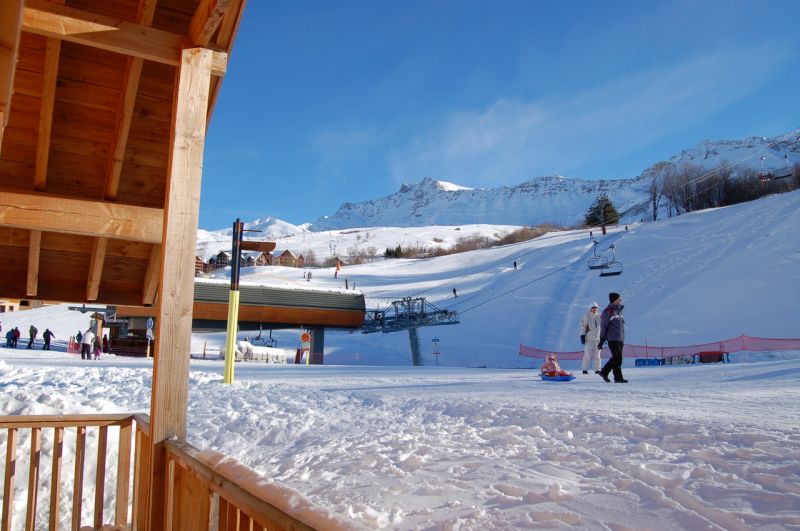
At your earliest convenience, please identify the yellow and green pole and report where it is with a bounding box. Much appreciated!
[223,219,244,384]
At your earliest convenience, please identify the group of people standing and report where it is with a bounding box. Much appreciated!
[3,324,55,350]
[579,292,627,383]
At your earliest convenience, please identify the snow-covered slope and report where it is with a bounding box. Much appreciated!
[193,189,800,367]
[7,190,798,368]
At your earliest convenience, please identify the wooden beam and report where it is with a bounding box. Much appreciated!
[34,31,62,191]
[206,0,245,123]
[142,244,161,305]
[22,1,228,76]
[190,0,232,46]
[87,237,108,301]
[0,0,24,149]
[105,0,158,200]
[0,191,163,244]
[26,230,41,297]
[149,48,214,528]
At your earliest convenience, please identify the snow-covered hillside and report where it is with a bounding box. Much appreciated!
[194,189,800,367]
[7,190,799,368]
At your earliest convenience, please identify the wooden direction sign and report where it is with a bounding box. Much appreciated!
[240,241,276,252]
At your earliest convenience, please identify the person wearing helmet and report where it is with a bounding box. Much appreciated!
[579,301,602,374]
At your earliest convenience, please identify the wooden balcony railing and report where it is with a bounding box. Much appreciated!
[1,414,318,530]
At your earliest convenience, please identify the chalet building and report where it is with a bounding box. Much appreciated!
[195,256,205,276]
[275,250,306,268]
[208,250,231,270]
[0,300,20,313]
[254,251,273,266]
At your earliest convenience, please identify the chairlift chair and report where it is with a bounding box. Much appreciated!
[774,154,794,180]
[252,324,278,348]
[758,156,775,182]
[598,243,623,277]
[587,240,610,270]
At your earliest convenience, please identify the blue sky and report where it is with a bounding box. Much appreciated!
[200,0,800,229]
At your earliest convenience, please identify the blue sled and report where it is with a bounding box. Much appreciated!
[539,373,576,382]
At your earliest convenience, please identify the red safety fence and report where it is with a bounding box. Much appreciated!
[519,335,800,360]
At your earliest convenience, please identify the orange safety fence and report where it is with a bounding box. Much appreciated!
[519,335,800,360]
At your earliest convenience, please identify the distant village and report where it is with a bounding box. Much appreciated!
[195,249,346,275]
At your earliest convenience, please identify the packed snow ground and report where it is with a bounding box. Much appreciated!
[1,191,799,529]
[1,351,798,530]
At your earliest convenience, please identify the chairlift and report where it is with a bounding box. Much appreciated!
[757,156,774,182]
[598,243,623,277]
[251,324,277,348]
[774,154,794,180]
[587,240,610,270]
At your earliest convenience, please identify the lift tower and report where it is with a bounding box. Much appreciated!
[361,297,460,366]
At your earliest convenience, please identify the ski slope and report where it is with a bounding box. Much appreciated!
[198,189,800,367]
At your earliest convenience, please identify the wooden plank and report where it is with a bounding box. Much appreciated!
[22,1,228,76]
[189,0,231,46]
[94,425,108,529]
[1,427,17,531]
[26,229,41,296]
[142,244,161,305]
[87,237,108,301]
[0,0,24,149]
[24,427,40,531]
[148,48,214,529]
[105,0,158,201]
[49,427,64,531]
[33,28,61,191]
[132,422,151,531]
[115,420,132,526]
[0,190,163,244]
[71,426,86,531]
[0,414,134,429]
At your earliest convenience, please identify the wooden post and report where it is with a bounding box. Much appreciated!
[148,47,214,530]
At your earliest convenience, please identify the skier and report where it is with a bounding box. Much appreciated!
[12,327,20,348]
[513,260,517,270]
[102,334,109,353]
[598,292,627,383]
[76,330,82,344]
[27,324,38,349]
[5,329,12,348]
[452,288,458,298]
[42,329,55,350]
[579,302,602,374]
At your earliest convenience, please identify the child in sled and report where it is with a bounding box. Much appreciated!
[540,353,571,377]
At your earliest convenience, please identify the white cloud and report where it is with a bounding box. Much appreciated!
[388,44,791,184]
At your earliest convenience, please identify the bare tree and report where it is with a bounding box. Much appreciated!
[648,162,673,221]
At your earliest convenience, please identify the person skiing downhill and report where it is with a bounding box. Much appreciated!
[598,292,627,383]
[579,302,601,374]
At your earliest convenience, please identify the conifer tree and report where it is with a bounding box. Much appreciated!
[584,194,620,226]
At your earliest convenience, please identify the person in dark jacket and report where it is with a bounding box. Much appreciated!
[598,292,628,383]
[4,329,12,348]
[42,329,55,350]
[102,334,109,353]
[27,324,38,349]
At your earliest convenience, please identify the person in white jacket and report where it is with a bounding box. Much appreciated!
[579,302,601,374]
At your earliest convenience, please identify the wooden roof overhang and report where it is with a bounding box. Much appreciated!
[0,0,244,306]
[1,1,249,525]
